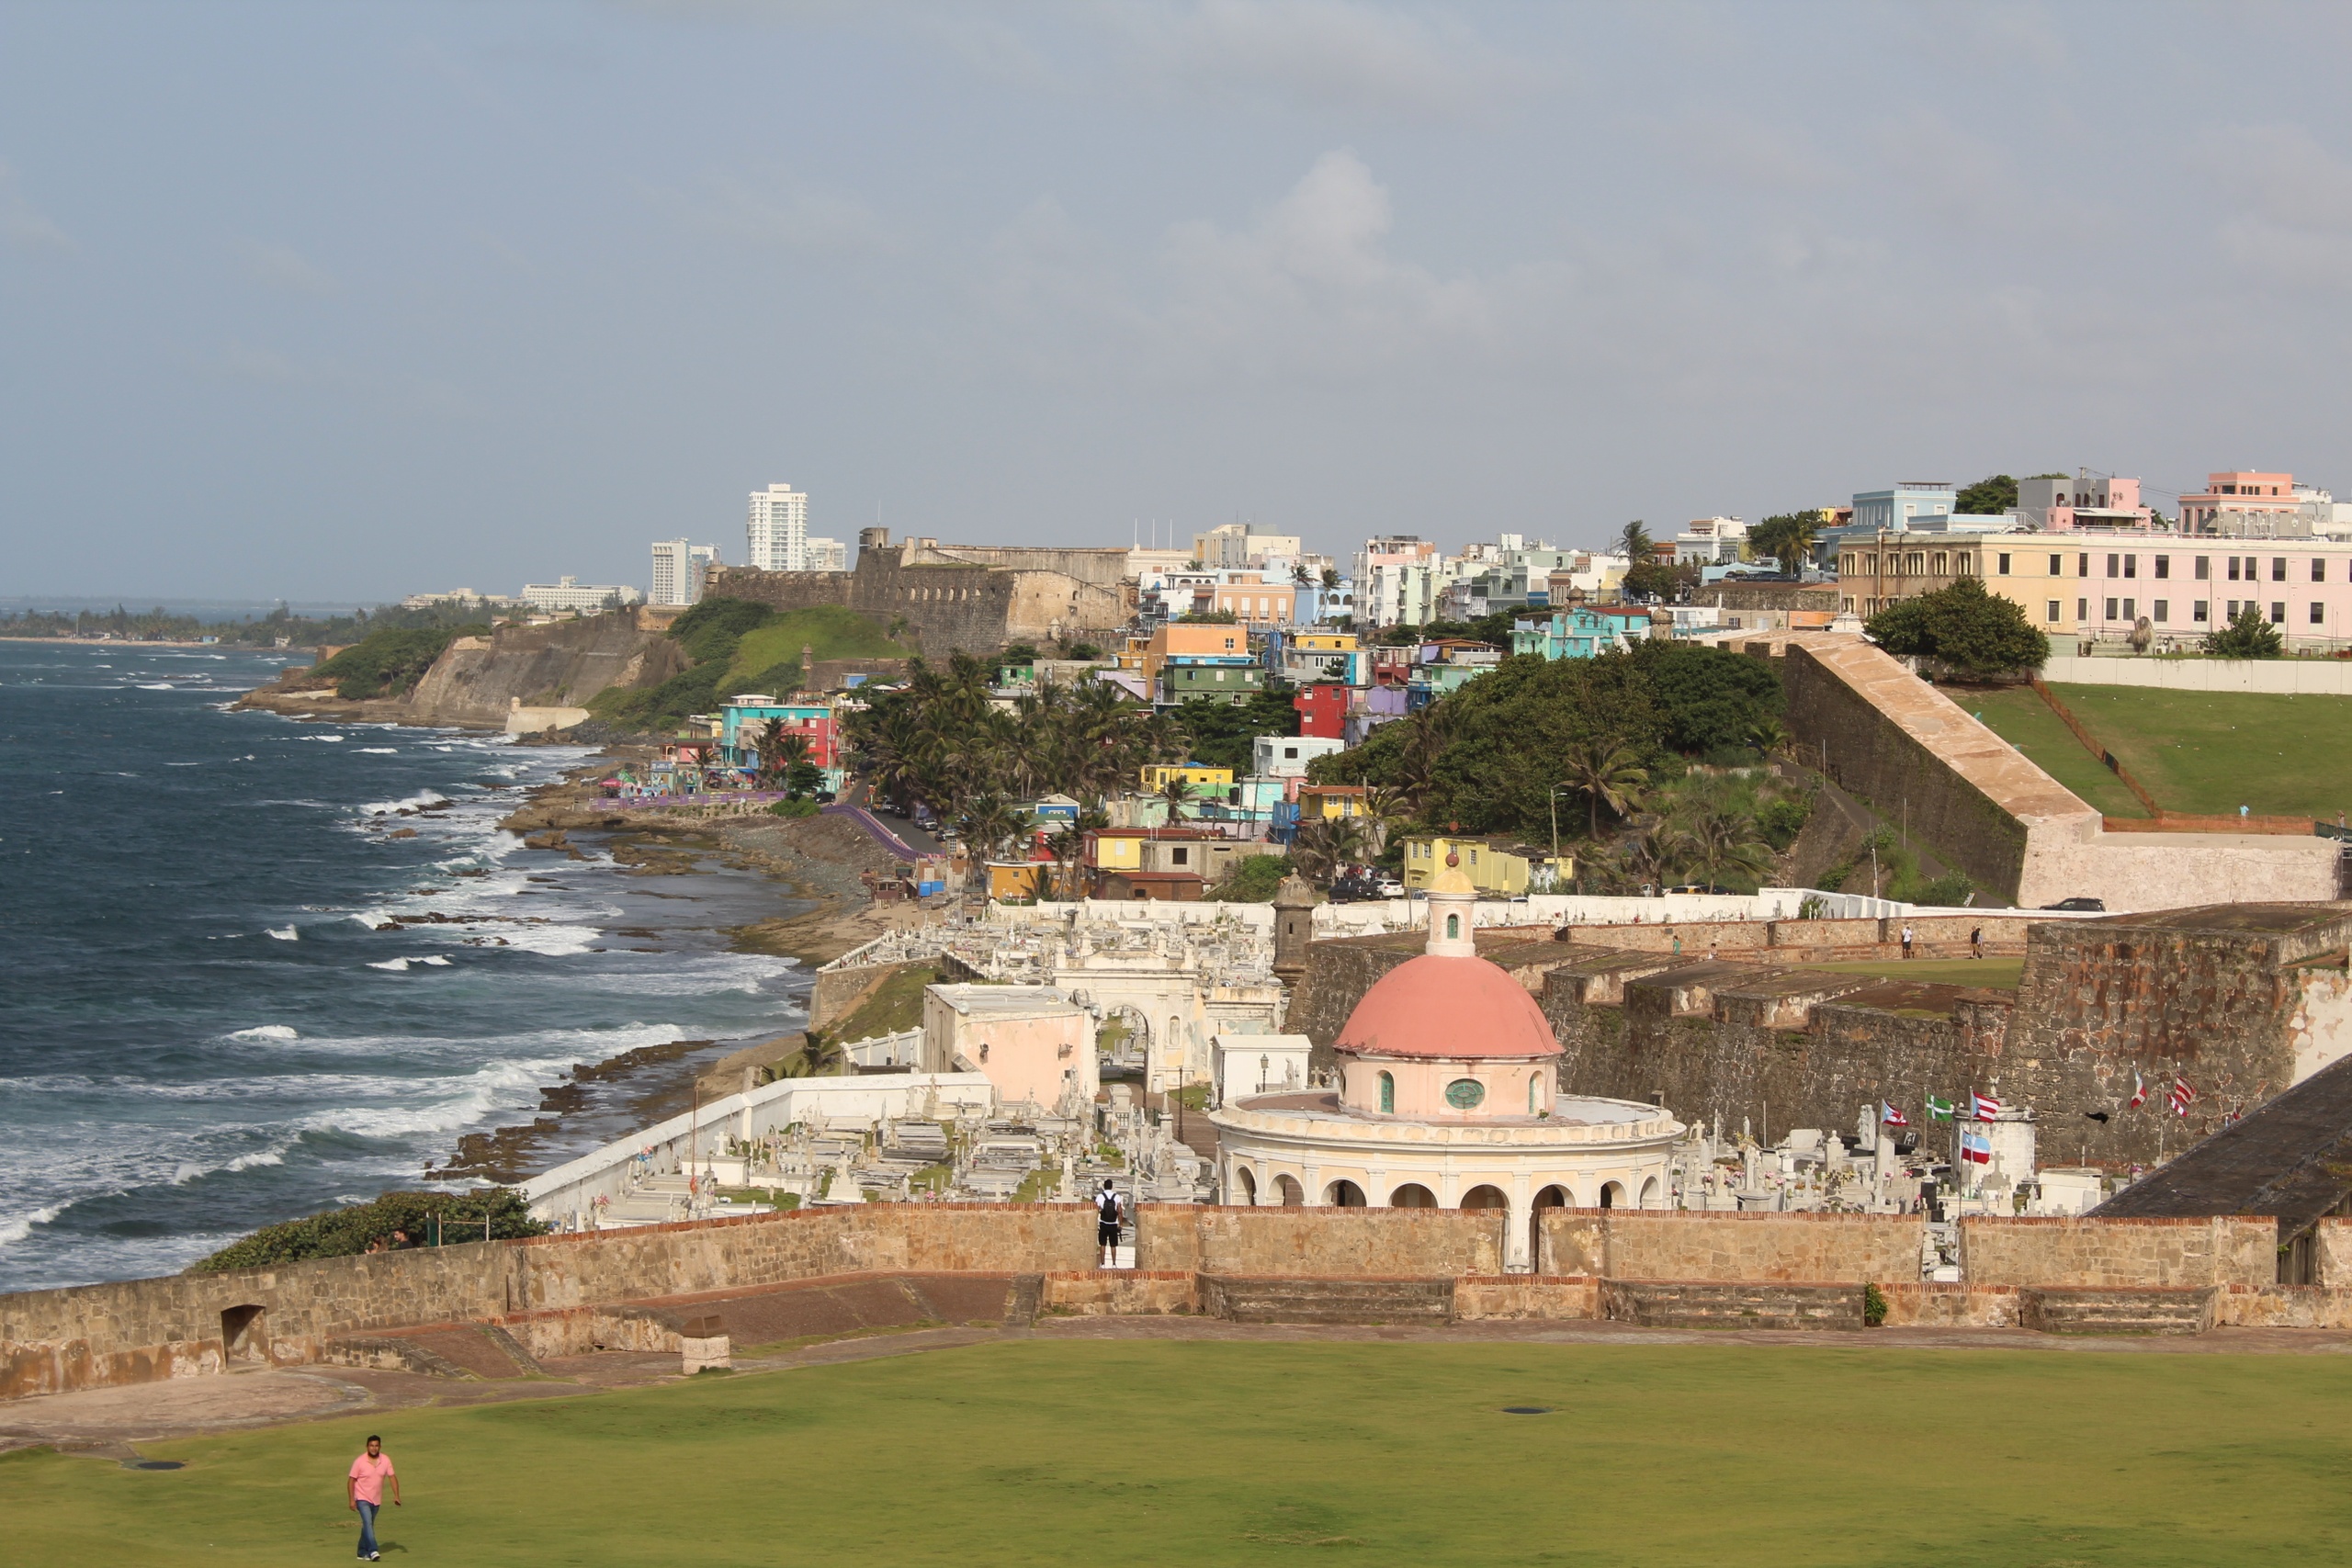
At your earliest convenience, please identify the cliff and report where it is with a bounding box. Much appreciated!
[236,612,684,730]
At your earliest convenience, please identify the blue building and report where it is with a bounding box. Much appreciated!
[1510,604,1652,661]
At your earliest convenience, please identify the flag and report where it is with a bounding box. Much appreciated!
[1972,1092,2003,1121]
[1961,1130,1993,1164]
[1881,1101,1910,1127]
[2168,1077,2197,1117]
[1926,1093,1955,1121]
[2128,1072,2147,1109]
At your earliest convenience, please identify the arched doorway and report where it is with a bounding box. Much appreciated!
[1234,1165,1257,1205]
[1391,1183,1438,1209]
[1275,1175,1305,1207]
[1532,1185,1571,1273]
[1638,1176,1661,1210]
[1600,1179,1626,1210]
[1325,1179,1366,1207]
[220,1304,267,1365]
[1459,1184,1508,1210]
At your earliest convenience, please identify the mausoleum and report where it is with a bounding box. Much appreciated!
[1209,857,1680,1269]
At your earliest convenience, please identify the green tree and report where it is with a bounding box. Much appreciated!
[1865,577,2050,675]
[1617,520,1653,561]
[2203,602,2284,659]
[1620,559,1696,603]
[1559,738,1649,838]
[1954,474,2020,515]
[1747,511,1826,574]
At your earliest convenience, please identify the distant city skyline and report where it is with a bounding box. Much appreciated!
[7,3,2352,599]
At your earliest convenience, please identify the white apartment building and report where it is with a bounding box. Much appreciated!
[1193,522,1304,570]
[399,588,519,611]
[520,576,643,614]
[650,540,721,606]
[806,536,848,571]
[746,483,810,572]
[1671,517,1749,565]
[1356,536,1441,628]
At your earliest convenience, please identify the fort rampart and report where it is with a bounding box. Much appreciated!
[11,1204,2352,1401]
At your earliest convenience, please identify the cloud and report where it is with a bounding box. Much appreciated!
[639,172,890,254]
[0,160,72,252]
[219,341,309,383]
[238,240,337,296]
[2199,123,2352,289]
[1099,0,1538,115]
[1874,111,2014,231]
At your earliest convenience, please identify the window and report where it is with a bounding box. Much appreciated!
[1170,847,1189,865]
[2077,598,2088,623]
[2273,602,2288,624]
[2313,602,2328,626]
[2275,558,2290,582]
[2154,556,2170,580]
[2045,600,2061,624]
[1997,552,2012,575]
[2245,556,2260,580]
[2122,599,2136,621]
[1907,552,1925,574]
[2228,558,2242,581]
[1840,553,1855,574]
[1529,1075,1539,1113]
[2105,598,2119,620]
[2316,559,2328,583]
[2196,556,2211,581]
[2078,554,2091,577]
[2049,554,2063,576]
[1932,552,1949,576]
[1841,596,1855,613]
[1445,913,1460,939]
[1444,1077,1486,1110]
[1378,1071,1394,1113]
[2154,601,2168,624]
[2227,600,2240,618]
[1283,746,1298,759]
[2194,601,2209,623]
[2107,554,2120,577]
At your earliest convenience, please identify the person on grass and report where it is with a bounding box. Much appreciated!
[1096,1179,1125,1267]
[348,1434,400,1561]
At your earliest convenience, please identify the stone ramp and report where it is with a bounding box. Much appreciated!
[639,1272,1043,1348]
[332,1324,546,1380]
[1202,1275,1454,1325]
[1602,1280,1864,1331]
[2019,1286,2218,1337]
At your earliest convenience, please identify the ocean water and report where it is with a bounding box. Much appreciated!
[0,642,809,1292]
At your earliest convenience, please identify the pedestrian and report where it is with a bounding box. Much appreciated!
[347,1434,400,1561]
[1096,1179,1125,1268]
[1901,924,1915,960]
[1970,926,1984,960]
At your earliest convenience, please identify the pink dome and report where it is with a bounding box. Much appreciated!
[1333,954,1562,1061]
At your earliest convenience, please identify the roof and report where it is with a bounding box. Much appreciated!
[1334,953,1562,1062]
[2093,1051,2352,1237]
[928,984,1081,1019]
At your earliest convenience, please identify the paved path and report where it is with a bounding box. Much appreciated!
[821,799,923,863]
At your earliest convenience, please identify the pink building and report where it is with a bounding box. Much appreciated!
[2018,474,2152,532]
[921,983,1099,1113]
[2179,471,2298,533]
[2067,534,2352,650]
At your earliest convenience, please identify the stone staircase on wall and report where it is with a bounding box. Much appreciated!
[2018,1286,2218,1337]
[1602,1280,1865,1331]
[1202,1275,1455,1325]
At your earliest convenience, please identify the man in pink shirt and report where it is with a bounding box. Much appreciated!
[346,1434,400,1561]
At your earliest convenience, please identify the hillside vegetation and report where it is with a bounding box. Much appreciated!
[586,599,905,735]
[308,624,485,699]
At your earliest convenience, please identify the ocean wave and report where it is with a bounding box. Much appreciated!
[0,1205,65,1248]
[356,747,399,754]
[464,923,603,957]
[368,957,413,971]
[299,734,346,743]
[231,1025,300,1041]
[421,954,452,966]
[358,793,453,816]
[137,682,179,691]
[266,926,299,942]
[172,1144,291,1185]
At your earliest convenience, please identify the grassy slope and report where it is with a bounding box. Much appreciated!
[723,606,906,688]
[1960,686,2148,818]
[1803,957,2024,989]
[8,1340,2352,1566]
[823,961,937,1042]
[2041,683,2352,822]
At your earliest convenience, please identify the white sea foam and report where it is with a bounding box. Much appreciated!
[357,747,399,754]
[349,913,395,931]
[464,923,603,957]
[358,792,454,816]
[420,954,452,966]
[231,1025,300,1042]
[0,1205,65,1248]
[300,734,346,742]
[266,926,299,942]
[137,682,178,691]
[368,957,412,971]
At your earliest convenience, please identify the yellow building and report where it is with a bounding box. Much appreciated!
[1401,835,1574,896]
[1288,630,1359,652]
[1295,783,1368,822]
[1984,539,2087,639]
[1141,762,1234,794]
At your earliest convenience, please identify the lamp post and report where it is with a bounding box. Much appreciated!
[1548,785,1577,860]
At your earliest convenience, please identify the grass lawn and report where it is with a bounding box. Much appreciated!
[1803,957,2023,989]
[1957,686,2148,818]
[723,606,907,689]
[1968,682,2352,821]
[7,1339,2352,1567]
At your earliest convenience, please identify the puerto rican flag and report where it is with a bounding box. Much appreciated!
[1961,1130,1993,1164]
[2168,1077,2197,1117]
[2128,1072,2148,1109]
[1972,1092,2003,1121]
[1881,1101,1910,1127]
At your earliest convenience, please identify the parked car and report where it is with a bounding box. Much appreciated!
[2042,896,2106,911]
[1374,878,1404,898]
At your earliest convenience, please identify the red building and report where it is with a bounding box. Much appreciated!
[1294,682,1349,739]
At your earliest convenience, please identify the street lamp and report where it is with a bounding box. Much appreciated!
[1548,784,1579,861]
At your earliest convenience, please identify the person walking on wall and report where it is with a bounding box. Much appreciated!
[1096,1179,1125,1268]
[348,1434,400,1561]
[1900,924,1915,960]
[1970,926,1984,960]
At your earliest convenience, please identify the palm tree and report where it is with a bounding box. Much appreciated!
[1617,520,1653,562]
[1744,716,1791,765]
[957,793,1027,865]
[1290,816,1368,886]
[777,1028,848,1078]
[1394,705,1452,819]
[1156,771,1197,825]
[1673,807,1776,892]
[1560,738,1649,838]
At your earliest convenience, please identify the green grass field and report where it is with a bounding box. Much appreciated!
[7,1339,2351,1567]
[723,605,909,689]
[1968,683,2352,822]
[1803,957,2023,989]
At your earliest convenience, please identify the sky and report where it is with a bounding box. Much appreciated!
[6,2,2352,602]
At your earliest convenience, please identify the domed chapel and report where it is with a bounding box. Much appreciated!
[1209,857,1681,1270]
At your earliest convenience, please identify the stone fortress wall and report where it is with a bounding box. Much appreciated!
[15,1202,2352,1402]
[707,535,1132,655]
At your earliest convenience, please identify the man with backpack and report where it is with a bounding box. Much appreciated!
[1096,1179,1125,1267]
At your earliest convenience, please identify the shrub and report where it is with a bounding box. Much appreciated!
[767,797,820,818]
[1862,1282,1889,1327]
[1209,853,1294,902]
[310,625,480,699]
[1916,872,1974,907]
[2202,602,2284,660]
[1867,577,2049,675]
[1756,795,1813,852]
[190,1188,546,1271]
